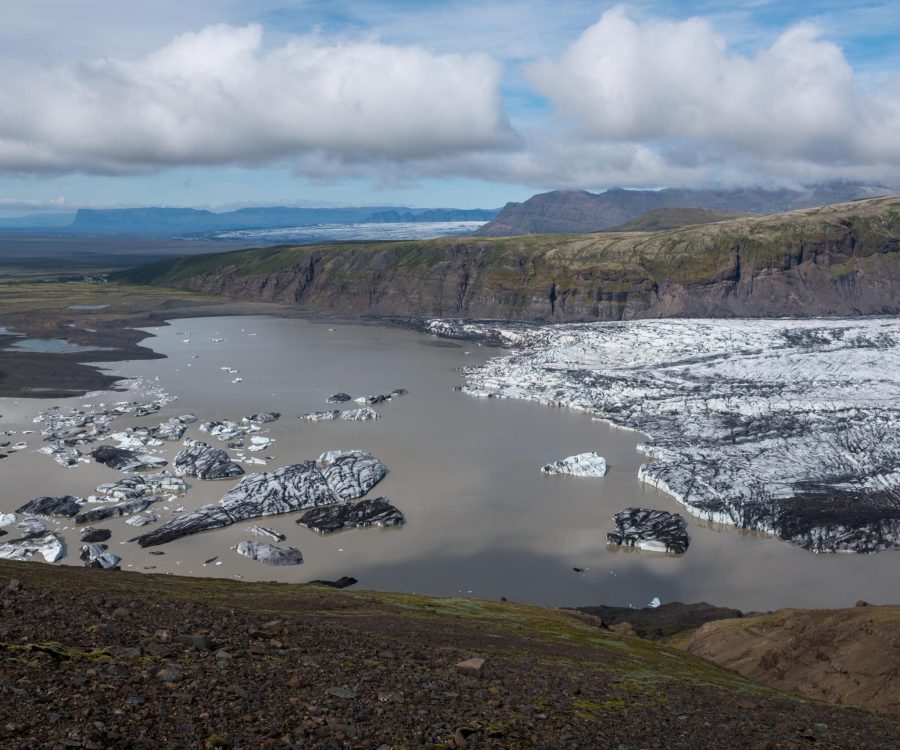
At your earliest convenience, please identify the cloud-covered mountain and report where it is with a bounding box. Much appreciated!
[476,183,894,236]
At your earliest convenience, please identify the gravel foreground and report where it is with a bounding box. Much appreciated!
[1,560,897,749]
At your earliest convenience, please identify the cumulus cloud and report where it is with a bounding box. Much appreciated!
[1,7,898,190]
[0,24,514,174]
[273,6,900,191]
[527,6,900,176]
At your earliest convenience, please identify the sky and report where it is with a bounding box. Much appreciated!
[1,0,899,215]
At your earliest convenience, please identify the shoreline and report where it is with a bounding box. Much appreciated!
[6,279,896,401]
[0,283,460,399]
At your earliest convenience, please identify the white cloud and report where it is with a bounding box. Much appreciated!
[256,5,900,191]
[527,6,900,173]
[0,23,514,174]
[0,5,898,191]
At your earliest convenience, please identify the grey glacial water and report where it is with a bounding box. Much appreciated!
[0,314,897,610]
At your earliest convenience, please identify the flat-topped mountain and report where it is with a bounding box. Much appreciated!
[113,195,900,321]
[476,183,894,236]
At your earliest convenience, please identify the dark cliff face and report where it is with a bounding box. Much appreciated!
[114,196,900,322]
[476,184,894,236]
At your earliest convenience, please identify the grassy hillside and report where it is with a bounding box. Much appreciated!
[609,207,747,231]
[112,196,900,321]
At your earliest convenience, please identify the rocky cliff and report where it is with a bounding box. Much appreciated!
[113,196,900,321]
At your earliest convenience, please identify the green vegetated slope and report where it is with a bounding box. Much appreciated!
[609,207,748,232]
[113,196,900,321]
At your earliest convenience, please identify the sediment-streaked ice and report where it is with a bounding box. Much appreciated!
[430,317,900,553]
[541,452,608,477]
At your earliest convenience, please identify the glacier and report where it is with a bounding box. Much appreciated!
[428,317,900,553]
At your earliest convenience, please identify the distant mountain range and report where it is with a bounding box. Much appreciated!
[476,183,896,236]
[3,183,895,238]
[0,206,499,236]
[0,213,77,230]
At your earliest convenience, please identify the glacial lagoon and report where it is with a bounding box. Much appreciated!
[0,314,897,611]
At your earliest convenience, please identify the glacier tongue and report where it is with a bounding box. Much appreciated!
[432,317,900,554]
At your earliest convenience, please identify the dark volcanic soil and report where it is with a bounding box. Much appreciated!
[1,560,897,749]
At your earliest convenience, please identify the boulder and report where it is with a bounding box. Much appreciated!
[320,450,387,500]
[125,514,158,527]
[173,440,244,480]
[134,461,335,547]
[0,521,65,563]
[79,543,107,562]
[302,410,339,422]
[355,394,390,405]
[297,497,404,534]
[232,540,302,565]
[339,408,380,421]
[309,576,358,589]
[96,471,186,500]
[91,445,167,472]
[245,412,280,423]
[248,525,286,541]
[455,658,485,678]
[607,507,690,554]
[154,419,188,441]
[199,421,248,442]
[541,452,608,477]
[79,527,111,543]
[16,518,49,538]
[74,498,154,525]
[39,445,83,468]
[15,495,83,518]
